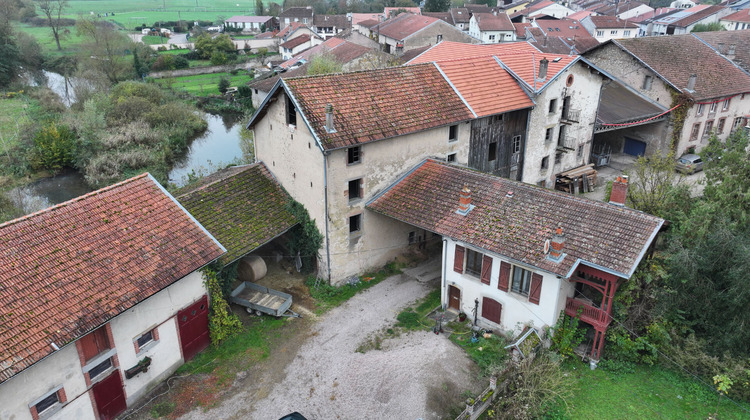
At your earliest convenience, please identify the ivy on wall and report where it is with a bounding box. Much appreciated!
[286,200,324,274]
[669,90,693,152]
[203,266,243,345]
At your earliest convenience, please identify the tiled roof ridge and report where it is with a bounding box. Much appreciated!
[422,158,661,219]
[285,61,436,82]
[175,164,259,198]
[0,173,149,230]
[610,39,682,93]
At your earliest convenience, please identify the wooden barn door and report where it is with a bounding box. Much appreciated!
[178,295,210,361]
[92,370,126,420]
[449,285,461,311]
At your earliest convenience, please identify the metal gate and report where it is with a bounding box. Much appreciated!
[92,370,126,420]
[178,295,210,362]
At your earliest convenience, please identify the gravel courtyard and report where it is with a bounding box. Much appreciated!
[178,265,481,420]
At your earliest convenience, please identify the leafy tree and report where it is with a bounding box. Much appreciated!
[691,22,724,32]
[627,152,692,220]
[194,33,235,59]
[306,53,343,75]
[76,17,134,84]
[217,76,230,94]
[36,0,68,51]
[210,50,229,65]
[424,0,450,12]
[255,0,264,16]
[0,15,20,88]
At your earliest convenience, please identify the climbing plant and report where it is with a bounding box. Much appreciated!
[547,309,585,360]
[286,200,323,274]
[203,266,243,345]
[669,90,692,152]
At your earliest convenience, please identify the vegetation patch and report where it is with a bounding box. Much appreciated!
[306,262,404,313]
[448,323,509,375]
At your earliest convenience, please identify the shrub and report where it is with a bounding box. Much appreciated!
[210,51,229,65]
[548,310,585,360]
[218,76,230,94]
[29,123,76,171]
[237,85,252,98]
[109,81,164,105]
[108,96,155,125]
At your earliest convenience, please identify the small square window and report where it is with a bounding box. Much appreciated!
[347,146,361,164]
[555,152,562,164]
[596,30,604,37]
[489,34,496,41]
[624,30,631,36]
[437,34,443,42]
[349,214,361,234]
[577,144,584,158]
[512,135,522,153]
[545,128,553,143]
[548,99,557,113]
[643,75,652,91]
[33,390,61,416]
[488,142,497,161]
[541,156,549,169]
[449,125,458,142]
[137,330,154,349]
[348,178,362,201]
[88,357,113,380]
[408,231,416,244]
[447,153,456,162]
[610,30,617,35]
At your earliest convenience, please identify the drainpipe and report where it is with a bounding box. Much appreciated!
[441,237,448,311]
[251,128,258,163]
[323,150,332,282]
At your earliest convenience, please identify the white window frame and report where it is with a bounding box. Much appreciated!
[697,104,704,116]
[709,102,717,113]
[510,266,532,296]
[135,327,158,355]
[722,99,730,111]
[596,30,604,37]
[624,30,631,36]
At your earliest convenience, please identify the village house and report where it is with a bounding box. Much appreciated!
[720,9,750,30]
[279,33,323,60]
[279,6,314,29]
[367,159,664,360]
[0,174,225,420]
[409,41,608,188]
[510,0,575,21]
[580,15,639,41]
[247,65,477,283]
[224,15,275,32]
[525,18,601,53]
[469,12,516,42]
[647,5,732,35]
[312,14,351,40]
[370,13,477,55]
[585,34,750,156]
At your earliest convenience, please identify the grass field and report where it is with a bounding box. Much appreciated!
[155,72,252,96]
[141,34,168,44]
[564,363,750,419]
[13,23,86,56]
[0,96,31,148]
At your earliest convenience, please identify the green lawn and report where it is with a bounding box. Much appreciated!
[0,96,31,148]
[563,363,750,419]
[155,72,252,96]
[156,48,191,55]
[231,35,255,39]
[141,34,168,45]
[13,23,87,56]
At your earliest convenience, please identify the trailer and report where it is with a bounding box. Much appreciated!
[229,281,301,318]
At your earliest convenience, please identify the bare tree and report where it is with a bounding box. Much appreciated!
[36,0,68,51]
[76,17,134,84]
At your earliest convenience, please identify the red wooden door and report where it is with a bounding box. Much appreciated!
[92,370,126,420]
[178,295,210,361]
[449,285,461,311]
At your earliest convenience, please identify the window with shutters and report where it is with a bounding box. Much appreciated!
[481,297,502,324]
[347,146,361,165]
[511,266,531,296]
[497,261,511,292]
[529,273,543,305]
[79,327,111,362]
[453,245,465,273]
[465,249,483,277]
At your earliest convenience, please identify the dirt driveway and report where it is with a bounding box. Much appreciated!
[177,261,480,420]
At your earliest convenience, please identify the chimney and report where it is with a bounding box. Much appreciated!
[537,57,549,81]
[548,225,565,262]
[609,175,629,206]
[728,44,736,58]
[686,74,697,93]
[457,184,473,215]
[325,103,335,133]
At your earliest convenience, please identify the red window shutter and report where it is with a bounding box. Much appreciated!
[529,273,543,305]
[80,327,110,362]
[480,255,492,285]
[481,297,502,324]
[453,245,465,273]
[498,261,510,292]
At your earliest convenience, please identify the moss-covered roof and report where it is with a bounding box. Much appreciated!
[176,163,297,265]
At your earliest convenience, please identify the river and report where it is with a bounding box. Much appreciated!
[8,73,246,213]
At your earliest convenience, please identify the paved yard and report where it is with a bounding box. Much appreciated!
[177,262,480,420]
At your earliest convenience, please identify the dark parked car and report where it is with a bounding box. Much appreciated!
[279,413,308,420]
[676,154,704,174]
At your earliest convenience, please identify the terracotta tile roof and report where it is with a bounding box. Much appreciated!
[474,12,515,31]
[376,13,440,40]
[408,41,578,92]
[423,12,453,24]
[693,30,750,74]
[277,22,306,39]
[384,7,421,18]
[672,5,726,27]
[255,31,275,39]
[280,6,314,19]
[226,15,273,23]
[249,65,309,93]
[722,9,750,23]
[513,22,533,38]
[451,8,471,24]
[367,159,663,278]
[0,174,225,384]
[313,14,350,29]
[464,3,493,14]
[279,37,346,68]
[357,19,380,28]
[511,0,556,17]
[567,10,594,20]
[398,45,432,64]
[435,56,533,117]
[613,35,750,100]
[275,64,474,150]
[538,19,596,40]
[175,164,297,265]
[280,34,312,49]
[350,13,381,25]
[588,15,639,28]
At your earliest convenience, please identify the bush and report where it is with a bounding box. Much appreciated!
[237,85,252,98]
[211,51,229,65]
[548,311,585,360]
[29,123,76,171]
[218,76,230,94]
[150,54,189,71]
[109,81,164,105]
[108,96,155,125]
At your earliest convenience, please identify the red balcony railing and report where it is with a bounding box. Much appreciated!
[565,297,611,328]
